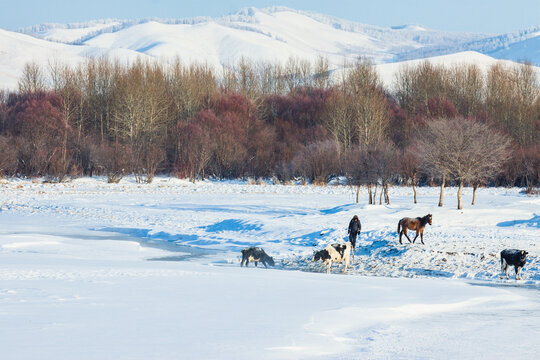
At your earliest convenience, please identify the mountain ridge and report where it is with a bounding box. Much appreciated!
[1,7,539,91]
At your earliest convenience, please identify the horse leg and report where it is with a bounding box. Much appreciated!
[403,229,412,243]
[420,231,425,245]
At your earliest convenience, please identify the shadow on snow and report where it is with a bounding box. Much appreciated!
[497,214,540,228]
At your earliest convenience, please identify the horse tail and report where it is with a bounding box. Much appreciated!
[397,220,401,234]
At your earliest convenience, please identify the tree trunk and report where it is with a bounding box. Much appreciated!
[368,184,373,204]
[412,174,417,204]
[356,184,360,204]
[457,179,464,210]
[379,185,383,205]
[384,184,390,205]
[438,175,445,207]
[472,183,478,205]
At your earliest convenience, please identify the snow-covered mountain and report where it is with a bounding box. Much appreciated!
[0,27,151,90]
[16,7,490,64]
[396,26,540,63]
[2,6,539,90]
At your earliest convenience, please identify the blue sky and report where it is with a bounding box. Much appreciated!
[2,0,539,34]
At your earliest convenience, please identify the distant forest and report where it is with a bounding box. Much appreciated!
[0,57,538,198]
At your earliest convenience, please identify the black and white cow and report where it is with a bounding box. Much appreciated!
[241,247,275,268]
[500,249,528,280]
[313,242,352,274]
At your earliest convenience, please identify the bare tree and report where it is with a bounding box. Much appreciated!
[18,62,47,93]
[369,141,398,204]
[284,57,313,93]
[169,59,217,123]
[326,59,389,149]
[400,145,422,204]
[112,60,172,182]
[94,142,133,183]
[0,135,17,176]
[344,146,381,204]
[344,147,366,203]
[446,64,484,117]
[394,61,449,117]
[417,117,511,210]
[486,62,539,146]
[313,56,331,90]
[292,140,340,185]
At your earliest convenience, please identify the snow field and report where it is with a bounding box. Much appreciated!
[1,177,537,281]
[0,177,539,359]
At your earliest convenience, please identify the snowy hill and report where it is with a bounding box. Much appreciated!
[17,7,489,65]
[375,51,540,90]
[397,26,540,64]
[0,28,150,90]
[17,19,125,44]
[2,7,539,90]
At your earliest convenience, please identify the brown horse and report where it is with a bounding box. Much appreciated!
[397,214,432,245]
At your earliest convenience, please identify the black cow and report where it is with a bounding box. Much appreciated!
[500,249,528,280]
[241,247,275,268]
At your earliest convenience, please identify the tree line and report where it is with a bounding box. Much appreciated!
[0,57,538,209]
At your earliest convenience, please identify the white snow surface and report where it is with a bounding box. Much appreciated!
[0,177,539,359]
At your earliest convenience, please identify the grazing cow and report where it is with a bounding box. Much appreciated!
[313,242,352,274]
[500,249,528,280]
[241,247,275,268]
[397,214,432,245]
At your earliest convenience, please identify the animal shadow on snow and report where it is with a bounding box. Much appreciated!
[407,268,454,278]
[285,231,328,247]
[497,214,540,228]
[357,230,408,258]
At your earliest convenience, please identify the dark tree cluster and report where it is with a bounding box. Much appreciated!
[0,57,538,207]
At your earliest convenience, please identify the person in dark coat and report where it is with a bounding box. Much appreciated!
[348,215,361,250]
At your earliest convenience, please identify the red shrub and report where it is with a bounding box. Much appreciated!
[7,91,73,177]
